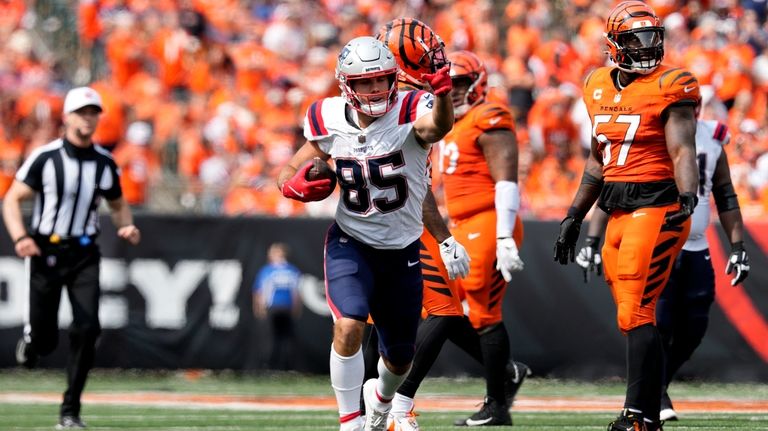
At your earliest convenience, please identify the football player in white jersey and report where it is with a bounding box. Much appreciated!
[576,118,750,422]
[278,36,464,431]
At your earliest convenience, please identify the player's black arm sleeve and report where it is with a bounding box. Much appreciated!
[567,154,604,221]
[422,189,451,243]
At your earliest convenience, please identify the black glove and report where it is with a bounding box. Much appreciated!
[665,192,698,226]
[554,216,582,265]
[725,241,750,286]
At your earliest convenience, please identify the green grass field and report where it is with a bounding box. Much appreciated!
[1,370,766,430]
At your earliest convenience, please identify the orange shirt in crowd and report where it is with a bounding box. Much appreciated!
[113,142,160,206]
[715,42,754,102]
[533,112,579,159]
[78,0,102,43]
[177,125,209,178]
[148,27,191,91]
[0,0,24,31]
[523,155,583,220]
[14,88,62,123]
[228,41,272,95]
[105,27,145,88]
[124,71,165,122]
[681,45,718,85]
[506,24,540,60]
[91,81,125,147]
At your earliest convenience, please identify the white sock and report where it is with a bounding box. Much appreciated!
[376,357,410,402]
[390,392,414,417]
[330,345,364,418]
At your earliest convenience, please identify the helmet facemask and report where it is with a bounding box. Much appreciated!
[606,28,665,75]
[451,75,484,118]
[447,51,488,119]
[376,18,448,90]
[418,38,449,73]
[338,69,399,117]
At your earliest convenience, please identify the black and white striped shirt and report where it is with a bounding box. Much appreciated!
[15,138,122,238]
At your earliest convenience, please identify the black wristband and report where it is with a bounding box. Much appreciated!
[567,206,586,221]
[731,241,745,253]
[585,236,601,248]
[713,182,740,213]
[14,234,31,244]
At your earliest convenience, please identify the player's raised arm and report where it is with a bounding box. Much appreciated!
[413,65,454,144]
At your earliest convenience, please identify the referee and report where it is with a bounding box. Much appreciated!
[2,87,140,429]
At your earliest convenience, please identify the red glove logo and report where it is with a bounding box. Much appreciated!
[421,65,452,96]
[281,162,333,202]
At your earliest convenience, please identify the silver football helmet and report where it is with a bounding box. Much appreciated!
[336,36,399,117]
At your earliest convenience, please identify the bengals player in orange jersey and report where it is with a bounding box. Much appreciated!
[439,50,527,427]
[374,21,529,430]
[553,2,700,430]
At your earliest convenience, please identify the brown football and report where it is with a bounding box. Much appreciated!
[305,157,337,191]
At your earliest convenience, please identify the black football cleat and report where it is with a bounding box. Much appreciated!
[454,396,512,427]
[607,409,646,431]
[56,416,87,429]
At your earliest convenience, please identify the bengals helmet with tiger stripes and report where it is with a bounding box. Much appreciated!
[376,18,448,89]
[447,50,487,118]
[604,0,665,74]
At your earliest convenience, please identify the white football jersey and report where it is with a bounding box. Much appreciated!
[685,119,730,251]
[303,90,435,249]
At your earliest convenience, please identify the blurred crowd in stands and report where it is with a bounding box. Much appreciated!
[0,0,767,219]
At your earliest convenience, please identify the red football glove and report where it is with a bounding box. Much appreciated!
[421,65,452,96]
[281,162,333,202]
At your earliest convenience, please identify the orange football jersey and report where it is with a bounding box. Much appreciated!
[439,102,516,220]
[582,65,701,183]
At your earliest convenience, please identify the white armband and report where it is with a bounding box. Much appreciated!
[495,180,520,238]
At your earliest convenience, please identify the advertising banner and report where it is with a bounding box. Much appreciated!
[0,216,765,381]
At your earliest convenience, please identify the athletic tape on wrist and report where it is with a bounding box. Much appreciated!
[495,181,520,238]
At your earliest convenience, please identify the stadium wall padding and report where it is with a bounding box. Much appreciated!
[0,215,766,381]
